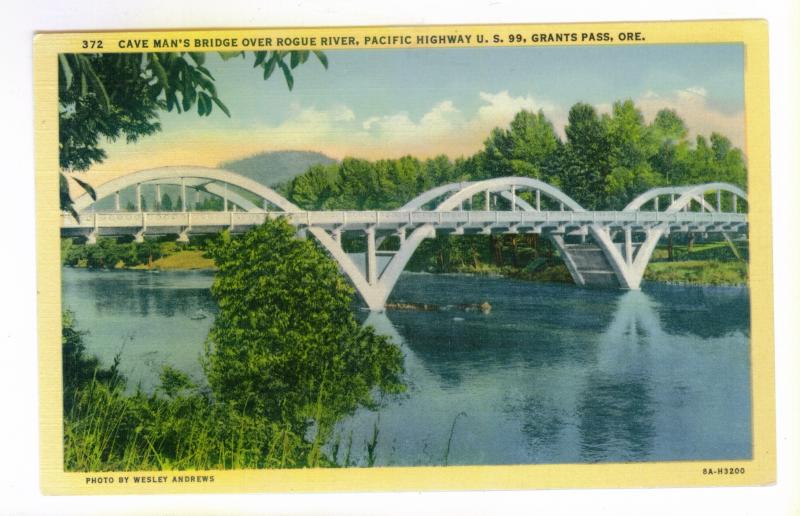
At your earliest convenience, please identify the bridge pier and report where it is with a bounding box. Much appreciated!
[366,226,378,285]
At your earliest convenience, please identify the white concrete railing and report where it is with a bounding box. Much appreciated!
[62,209,748,233]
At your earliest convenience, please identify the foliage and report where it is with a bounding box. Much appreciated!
[61,324,322,472]
[61,237,191,269]
[284,101,746,216]
[62,310,123,415]
[644,260,747,286]
[62,216,405,470]
[204,219,405,438]
[479,110,561,179]
[64,376,324,471]
[59,51,327,214]
[277,100,748,277]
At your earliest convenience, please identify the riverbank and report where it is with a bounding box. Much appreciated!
[644,260,747,286]
[130,250,216,270]
[62,240,748,286]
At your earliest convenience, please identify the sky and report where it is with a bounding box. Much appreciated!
[83,43,745,181]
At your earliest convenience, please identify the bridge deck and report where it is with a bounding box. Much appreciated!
[62,210,748,235]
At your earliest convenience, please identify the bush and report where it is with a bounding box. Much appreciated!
[204,219,405,438]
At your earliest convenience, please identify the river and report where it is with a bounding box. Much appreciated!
[61,267,752,466]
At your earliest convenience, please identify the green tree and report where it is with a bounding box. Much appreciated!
[160,192,173,211]
[204,219,404,438]
[558,102,612,209]
[649,109,690,185]
[481,110,561,179]
[423,155,461,187]
[59,50,327,216]
[328,158,386,209]
[603,100,663,209]
[288,163,339,209]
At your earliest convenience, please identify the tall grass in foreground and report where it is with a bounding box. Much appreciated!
[62,312,333,471]
[63,374,333,471]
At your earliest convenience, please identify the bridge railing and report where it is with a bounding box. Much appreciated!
[64,210,748,233]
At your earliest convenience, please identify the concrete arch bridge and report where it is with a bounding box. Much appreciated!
[62,166,748,311]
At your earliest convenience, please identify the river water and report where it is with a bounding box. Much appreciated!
[61,267,752,466]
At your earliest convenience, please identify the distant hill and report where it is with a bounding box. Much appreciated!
[86,150,336,211]
[219,150,337,187]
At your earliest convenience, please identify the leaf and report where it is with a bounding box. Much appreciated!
[198,92,212,116]
[71,175,97,200]
[196,65,215,80]
[253,51,268,68]
[218,51,244,61]
[290,51,300,69]
[166,91,176,111]
[193,72,217,97]
[60,173,80,221]
[181,89,193,112]
[149,53,170,92]
[58,54,73,89]
[197,92,206,116]
[78,56,111,111]
[211,96,231,117]
[277,59,294,90]
[313,51,328,69]
[263,54,278,80]
[80,71,88,97]
[188,52,205,66]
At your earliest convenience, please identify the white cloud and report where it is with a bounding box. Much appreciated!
[635,86,744,149]
[353,91,561,158]
[475,91,563,133]
[89,86,745,180]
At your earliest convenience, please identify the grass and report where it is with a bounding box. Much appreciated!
[644,260,747,286]
[650,240,749,263]
[63,378,320,471]
[131,250,216,270]
[455,262,573,284]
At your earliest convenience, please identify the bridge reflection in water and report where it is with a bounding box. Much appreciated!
[337,281,751,466]
[60,267,751,466]
[63,166,749,310]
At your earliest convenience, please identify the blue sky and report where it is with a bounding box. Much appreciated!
[88,43,745,177]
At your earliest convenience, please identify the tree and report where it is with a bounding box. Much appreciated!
[481,110,561,179]
[59,50,328,216]
[160,192,173,211]
[288,163,339,210]
[602,100,663,209]
[204,219,404,438]
[649,109,690,185]
[558,102,612,209]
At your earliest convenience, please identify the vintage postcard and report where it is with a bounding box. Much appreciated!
[34,20,774,494]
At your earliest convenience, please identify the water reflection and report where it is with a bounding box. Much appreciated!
[76,270,218,318]
[61,268,217,393]
[351,282,750,465]
[645,284,750,338]
[62,268,751,465]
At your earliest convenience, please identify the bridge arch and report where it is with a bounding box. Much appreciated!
[71,166,301,214]
[434,176,585,212]
[623,183,747,213]
[63,168,748,311]
[664,183,748,213]
[366,177,586,310]
[603,182,748,290]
